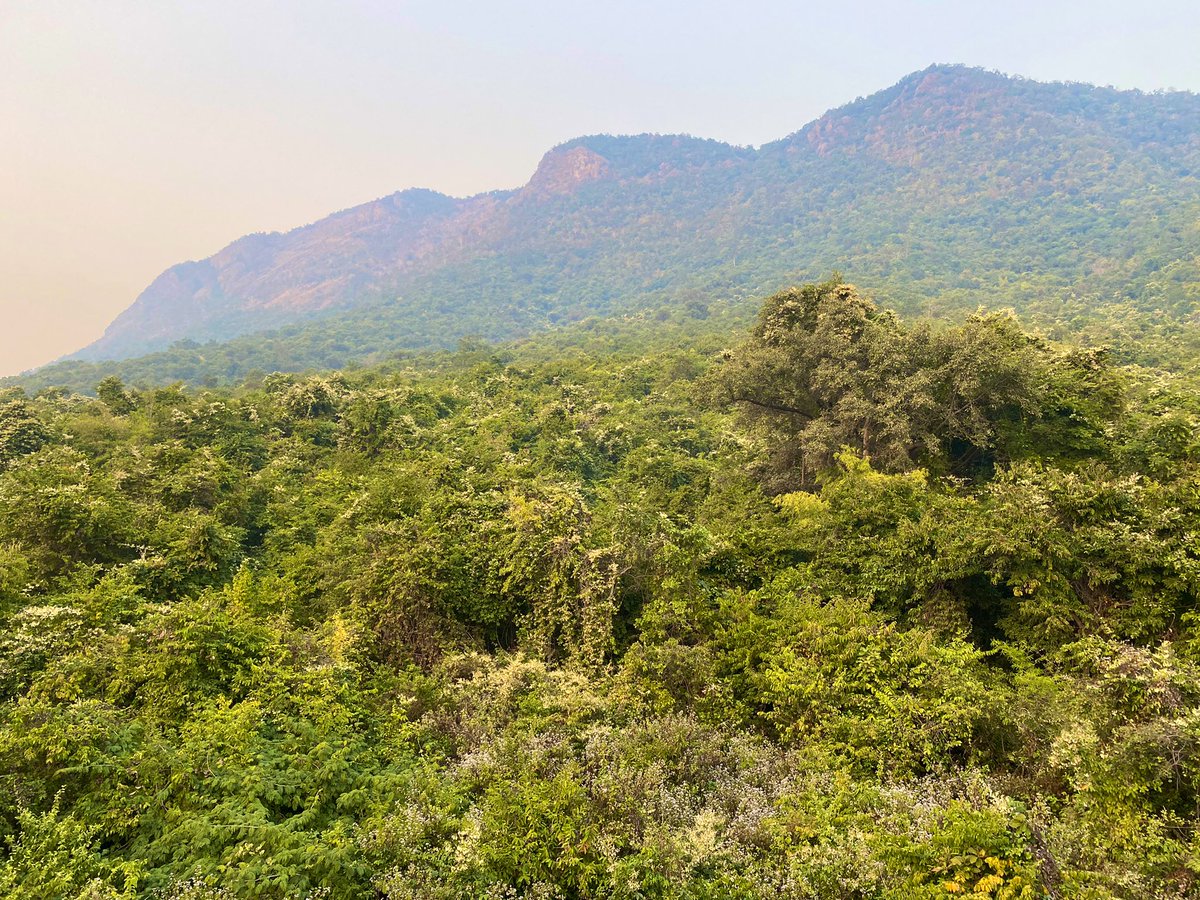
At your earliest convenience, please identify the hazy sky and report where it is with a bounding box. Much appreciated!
[3,0,1199,375]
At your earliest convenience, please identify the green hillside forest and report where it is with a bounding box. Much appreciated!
[37,65,1200,387]
[2,279,1200,897]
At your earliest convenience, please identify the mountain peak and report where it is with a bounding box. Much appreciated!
[526,145,612,195]
[900,62,1006,84]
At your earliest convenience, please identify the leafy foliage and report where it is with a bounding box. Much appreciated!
[1,282,1199,896]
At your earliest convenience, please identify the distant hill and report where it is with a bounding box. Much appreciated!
[42,64,1200,381]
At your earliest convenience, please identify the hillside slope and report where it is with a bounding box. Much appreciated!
[66,64,1200,366]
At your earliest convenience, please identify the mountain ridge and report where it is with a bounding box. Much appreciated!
[63,63,1200,368]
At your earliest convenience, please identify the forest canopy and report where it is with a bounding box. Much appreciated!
[1,281,1198,898]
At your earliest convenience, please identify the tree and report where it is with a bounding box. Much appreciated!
[0,398,50,465]
[709,279,1121,489]
[96,376,137,416]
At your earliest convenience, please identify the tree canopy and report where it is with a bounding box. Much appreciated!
[0,283,1198,897]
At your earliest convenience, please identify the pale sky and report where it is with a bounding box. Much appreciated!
[2,0,1199,375]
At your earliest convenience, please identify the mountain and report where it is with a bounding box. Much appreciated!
[56,64,1200,371]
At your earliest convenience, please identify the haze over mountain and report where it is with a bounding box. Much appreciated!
[60,64,1200,373]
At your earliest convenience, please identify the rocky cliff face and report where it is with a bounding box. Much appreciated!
[525,146,612,196]
[72,65,1200,362]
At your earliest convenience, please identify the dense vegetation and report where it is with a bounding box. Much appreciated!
[54,65,1200,383]
[2,279,1198,898]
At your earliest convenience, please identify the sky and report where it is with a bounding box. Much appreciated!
[2,0,1199,375]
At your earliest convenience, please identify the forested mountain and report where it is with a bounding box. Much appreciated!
[65,64,1200,374]
[5,57,1200,900]
[3,280,1200,897]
